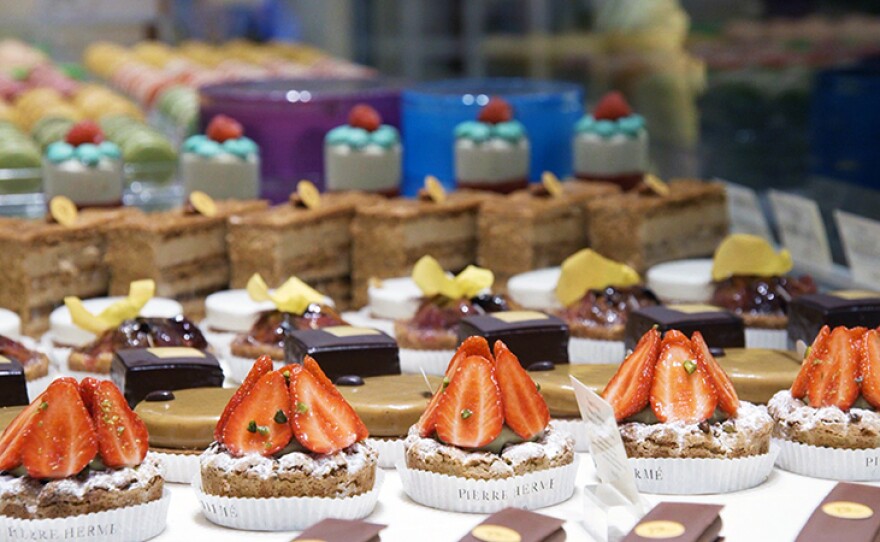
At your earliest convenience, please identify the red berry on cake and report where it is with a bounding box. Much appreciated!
[790,325,830,399]
[65,120,104,146]
[860,329,880,409]
[806,325,864,410]
[494,340,550,440]
[602,327,660,420]
[593,91,633,120]
[349,103,382,132]
[215,354,273,441]
[206,114,244,142]
[692,331,739,416]
[91,380,150,468]
[433,355,504,448]
[222,370,294,456]
[478,96,513,124]
[650,330,717,424]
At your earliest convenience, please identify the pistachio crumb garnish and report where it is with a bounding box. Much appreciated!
[296,402,309,414]
[683,359,697,374]
[461,409,473,419]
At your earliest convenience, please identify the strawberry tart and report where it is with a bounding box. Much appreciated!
[400,337,576,512]
[181,115,260,200]
[0,378,165,522]
[324,103,401,195]
[769,326,880,480]
[42,120,124,207]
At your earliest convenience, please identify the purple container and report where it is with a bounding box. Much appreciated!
[200,78,402,202]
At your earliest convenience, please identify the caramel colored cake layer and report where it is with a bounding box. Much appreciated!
[0,208,139,336]
[228,193,379,310]
[351,191,490,307]
[586,179,728,273]
[478,181,619,291]
[105,200,266,317]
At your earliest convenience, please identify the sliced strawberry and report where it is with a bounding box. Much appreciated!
[0,392,45,472]
[215,355,274,441]
[433,355,503,448]
[649,334,717,423]
[791,325,830,399]
[289,364,368,454]
[348,104,381,132]
[22,379,97,479]
[861,330,880,409]
[494,341,549,439]
[807,326,863,410]
[79,376,100,415]
[206,114,244,142]
[593,91,632,120]
[446,335,493,376]
[691,332,739,416]
[221,371,293,456]
[478,96,513,124]
[602,328,660,421]
[65,120,104,146]
[91,381,149,468]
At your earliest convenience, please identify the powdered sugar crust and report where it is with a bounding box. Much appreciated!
[768,390,880,431]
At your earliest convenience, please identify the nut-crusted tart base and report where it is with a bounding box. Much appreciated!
[741,313,788,330]
[24,352,49,381]
[620,402,773,459]
[394,321,458,350]
[404,423,574,480]
[67,351,113,373]
[199,441,378,498]
[228,338,283,361]
[0,457,164,520]
[768,390,880,450]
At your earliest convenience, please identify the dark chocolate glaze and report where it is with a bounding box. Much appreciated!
[239,305,347,351]
[74,315,209,358]
[625,305,745,351]
[0,356,28,408]
[527,361,555,372]
[284,327,400,381]
[111,347,223,407]
[555,286,659,331]
[788,292,880,347]
[711,275,816,318]
[458,312,570,367]
[334,375,365,386]
[144,390,175,402]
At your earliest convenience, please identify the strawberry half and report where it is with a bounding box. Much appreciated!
[433,355,503,448]
[791,325,830,399]
[861,330,880,409]
[215,355,274,441]
[649,332,717,424]
[593,91,633,120]
[0,392,45,472]
[79,376,101,415]
[91,381,149,468]
[494,341,549,440]
[478,96,513,124]
[65,120,104,146]
[692,332,739,416]
[22,379,98,479]
[221,371,293,457]
[289,364,368,454]
[807,326,863,410]
[602,328,660,421]
[348,104,381,132]
[206,114,244,142]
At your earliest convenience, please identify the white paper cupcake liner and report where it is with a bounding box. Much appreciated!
[745,328,788,350]
[627,446,779,494]
[568,337,626,365]
[399,348,454,376]
[148,450,201,484]
[226,354,283,384]
[548,419,589,452]
[773,438,880,481]
[340,309,397,337]
[366,438,404,469]
[0,489,170,542]
[192,469,384,531]
[396,457,579,513]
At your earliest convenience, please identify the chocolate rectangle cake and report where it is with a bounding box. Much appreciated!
[626,304,745,351]
[228,192,380,310]
[351,191,491,307]
[0,208,138,336]
[788,291,880,346]
[111,346,224,407]
[284,325,400,380]
[0,356,28,407]
[586,179,728,272]
[104,200,267,318]
[458,311,570,366]
[478,180,619,291]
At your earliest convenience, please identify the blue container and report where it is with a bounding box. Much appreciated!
[402,78,584,196]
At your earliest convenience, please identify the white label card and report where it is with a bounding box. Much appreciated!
[725,182,773,240]
[835,210,880,286]
[570,376,641,504]
[768,190,832,267]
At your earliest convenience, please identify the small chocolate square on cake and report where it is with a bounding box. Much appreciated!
[626,304,745,352]
[788,290,880,346]
[0,355,28,407]
[111,347,224,407]
[458,310,569,367]
[284,325,400,382]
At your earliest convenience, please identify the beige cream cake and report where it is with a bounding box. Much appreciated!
[478,180,619,292]
[586,179,728,273]
[0,208,138,336]
[104,200,267,318]
[351,191,491,307]
[227,192,380,310]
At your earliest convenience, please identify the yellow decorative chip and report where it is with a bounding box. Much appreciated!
[189,190,217,217]
[412,255,493,300]
[65,279,155,334]
[297,179,321,209]
[541,171,563,197]
[49,196,78,227]
[644,173,670,197]
[247,273,325,315]
[711,234,792,281]
[424,175,447,204]
[555,249,641,307]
